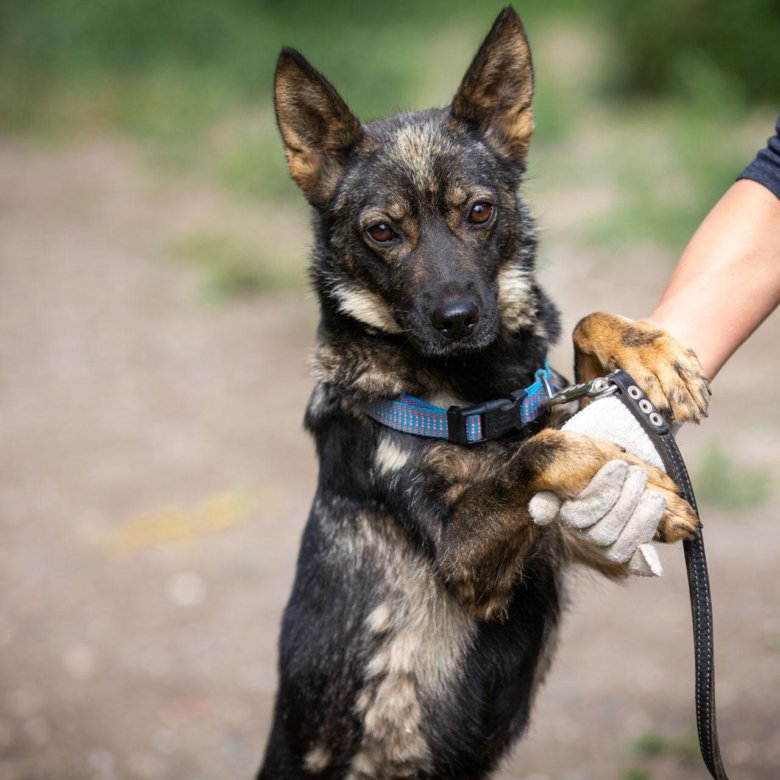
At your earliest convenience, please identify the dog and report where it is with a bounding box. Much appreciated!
[260,7,710,778]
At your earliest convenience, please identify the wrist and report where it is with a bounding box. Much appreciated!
[645,307,718,381]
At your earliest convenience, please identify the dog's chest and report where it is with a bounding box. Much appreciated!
[346,513,477,779]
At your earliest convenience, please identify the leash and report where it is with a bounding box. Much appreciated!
[545,370,730,780]
[364,365,730,778]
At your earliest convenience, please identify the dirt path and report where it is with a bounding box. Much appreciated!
[1,137,778,780]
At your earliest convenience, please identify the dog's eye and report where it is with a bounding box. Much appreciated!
[366,222,398,244]
[468,201,494,226]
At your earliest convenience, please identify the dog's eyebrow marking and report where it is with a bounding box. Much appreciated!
[447,185,494,210]
[303,744,331,773]
[375,438,409,476]
[446,185,471,209]
[360,206,407,227]
[496,263,537,331]
[331,284,403,334]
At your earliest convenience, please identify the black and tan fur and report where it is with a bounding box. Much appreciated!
[260,8,709,779]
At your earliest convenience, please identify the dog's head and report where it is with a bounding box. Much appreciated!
[274,7,539,358]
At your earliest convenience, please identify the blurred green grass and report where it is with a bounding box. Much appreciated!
[617,726,700,780]
[630,728,700,763]
[621,769,652,780]
[168,229,305,301]
[2,0,776,292]
[694,443,773,510]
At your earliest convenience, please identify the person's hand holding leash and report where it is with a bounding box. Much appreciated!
[529,395,670,577]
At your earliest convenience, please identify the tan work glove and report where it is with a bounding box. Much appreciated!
[529,396,671,577]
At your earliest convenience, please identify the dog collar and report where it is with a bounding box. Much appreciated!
[362,362,566,444]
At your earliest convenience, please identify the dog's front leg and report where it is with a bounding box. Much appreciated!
[436,428,698,620]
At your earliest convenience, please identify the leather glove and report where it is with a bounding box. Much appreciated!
[529,396,671,577]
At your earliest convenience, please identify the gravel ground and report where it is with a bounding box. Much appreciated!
[1,137,778,780]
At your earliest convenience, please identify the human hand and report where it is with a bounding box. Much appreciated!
[528,394,697,576]
[529,459,665,576]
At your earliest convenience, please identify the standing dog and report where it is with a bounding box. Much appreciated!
[260,7,709,778]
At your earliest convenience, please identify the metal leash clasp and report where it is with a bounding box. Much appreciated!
[541,376,617,409]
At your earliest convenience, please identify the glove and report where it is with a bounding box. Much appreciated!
[529,395,670,577]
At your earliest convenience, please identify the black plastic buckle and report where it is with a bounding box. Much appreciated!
[446,389,528,444]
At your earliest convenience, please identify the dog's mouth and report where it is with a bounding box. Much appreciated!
[412,329,499,358]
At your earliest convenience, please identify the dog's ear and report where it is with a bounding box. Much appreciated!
[451,7,534,163]
[274,48,362,206]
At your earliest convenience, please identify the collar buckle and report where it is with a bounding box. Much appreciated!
[447,389,528,444]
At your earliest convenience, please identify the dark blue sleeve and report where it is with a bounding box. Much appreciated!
[737,115,780,199]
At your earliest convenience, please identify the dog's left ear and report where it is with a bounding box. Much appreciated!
[451,7,534,163]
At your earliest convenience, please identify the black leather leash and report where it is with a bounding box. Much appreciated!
[605,370,730,780]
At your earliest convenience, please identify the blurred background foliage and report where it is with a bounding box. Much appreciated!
[610,0,780,104]
[1,0,777,286]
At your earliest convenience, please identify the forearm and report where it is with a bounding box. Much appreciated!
[650,179,780,379]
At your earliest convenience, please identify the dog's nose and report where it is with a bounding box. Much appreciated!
[430,297,480,340]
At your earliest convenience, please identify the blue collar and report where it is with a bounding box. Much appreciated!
[362,362,565,444]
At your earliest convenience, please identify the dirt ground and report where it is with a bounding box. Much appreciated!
[1,136,778,780]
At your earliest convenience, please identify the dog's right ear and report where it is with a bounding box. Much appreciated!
[274,48,363,206]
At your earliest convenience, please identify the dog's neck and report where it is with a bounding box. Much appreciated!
[312,293,559,406]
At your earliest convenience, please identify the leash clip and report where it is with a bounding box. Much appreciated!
[541,376,617,408]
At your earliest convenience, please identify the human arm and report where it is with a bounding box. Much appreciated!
[650,178,780,380]
[651,116,780,379]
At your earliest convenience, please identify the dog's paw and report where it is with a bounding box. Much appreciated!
[527,429,700,545]
[644,468,700,543]
[573,312,711,423]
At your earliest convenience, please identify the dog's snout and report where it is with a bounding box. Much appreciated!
[431,297,480,340]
